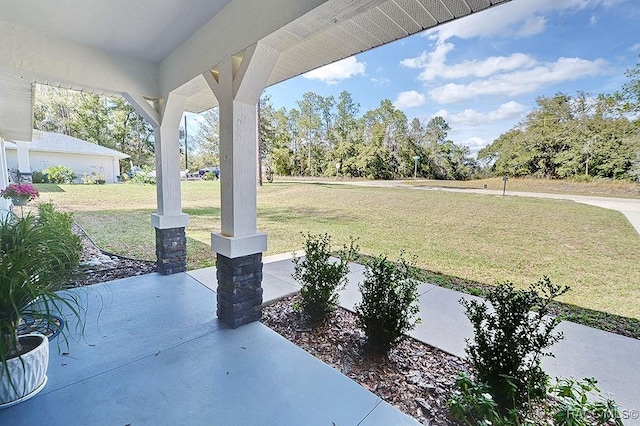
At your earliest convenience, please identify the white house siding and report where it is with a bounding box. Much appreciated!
[6,150,122,183]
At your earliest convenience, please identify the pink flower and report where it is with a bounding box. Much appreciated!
[0,182,40,201]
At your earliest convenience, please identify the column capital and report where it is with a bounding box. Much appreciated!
[211,232,267,259]
[151,213,189,229]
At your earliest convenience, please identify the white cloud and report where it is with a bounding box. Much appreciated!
[303,56,365,85]
[370,66,390,86]
[401,43,537,82]
[393,90,426,109]
[434,102,527,126]
[630,42,640,52]
[462,137,488,153]
[516,15,548,37]
[590,15,598,25]
[424,0,601,43]
[430,57,606,103]
[371,77,390,86]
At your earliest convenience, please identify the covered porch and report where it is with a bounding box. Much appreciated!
[0,1,514,423]
[0,261,418,425]
[0,1,512,330]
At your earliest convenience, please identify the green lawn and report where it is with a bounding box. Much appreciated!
[36,180,640,320]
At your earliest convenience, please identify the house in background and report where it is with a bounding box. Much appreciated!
[5,130,129,183]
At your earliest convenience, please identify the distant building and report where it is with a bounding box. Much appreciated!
[5,130,129,183]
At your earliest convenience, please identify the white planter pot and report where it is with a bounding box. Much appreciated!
[0,333,49,408]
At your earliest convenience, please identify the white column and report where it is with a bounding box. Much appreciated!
[204,43,279,258]
[0,137,12,219]
[15,140,31,176]
[124,92,188,229]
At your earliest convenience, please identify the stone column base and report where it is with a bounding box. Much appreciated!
[216,253,263,328]
[155,227,187,275]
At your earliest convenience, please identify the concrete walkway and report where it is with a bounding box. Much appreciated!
[189,254,640,424]
[285,179,640,236]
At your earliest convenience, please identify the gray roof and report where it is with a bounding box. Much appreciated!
[7,131,129,159]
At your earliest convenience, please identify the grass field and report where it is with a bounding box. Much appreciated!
[35,180,640,320]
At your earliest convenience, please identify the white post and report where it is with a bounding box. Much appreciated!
[0,137,12,219]
[15,140,32,180]
[204,43,279,258]
[123,92,189,274]
[203,42,279,327]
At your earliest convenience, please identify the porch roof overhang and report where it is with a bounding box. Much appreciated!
[0,0,510,141]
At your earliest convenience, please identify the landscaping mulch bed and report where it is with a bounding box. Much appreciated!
[262,295,468,425]
[58,223,156,289]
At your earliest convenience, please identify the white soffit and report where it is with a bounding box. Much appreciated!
[185,0,510,113]
[0,73,33,141]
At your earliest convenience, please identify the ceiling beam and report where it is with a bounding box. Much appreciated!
[159,0,329,96]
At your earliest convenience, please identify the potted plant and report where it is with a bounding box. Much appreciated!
[0,204,82,407]
[0,183,39,206]
[93,172,106,185]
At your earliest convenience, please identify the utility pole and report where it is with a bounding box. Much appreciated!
[184,115,188,170]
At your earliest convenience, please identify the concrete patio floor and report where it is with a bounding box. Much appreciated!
[0,268,418,425]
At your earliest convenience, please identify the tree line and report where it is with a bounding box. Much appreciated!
[31,58,640,182]
[258,92,478,180]
[479,60,640,181]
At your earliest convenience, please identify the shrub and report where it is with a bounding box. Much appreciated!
[202,171,217,181]
[31,170,47,183]
[292,233,358,323]
[355,253,421,353]
[549,377,623,426]
[36,203,81,277]
[460,277,569,414]
[448,372,517,426]
[128,165,156,185]
[44,165,76,184]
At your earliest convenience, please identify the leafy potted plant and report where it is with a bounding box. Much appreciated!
[0,204,82,407]
[0,183,39,206]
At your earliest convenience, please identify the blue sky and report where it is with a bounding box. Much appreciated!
[263,0,640,154]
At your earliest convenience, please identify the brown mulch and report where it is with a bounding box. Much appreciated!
[262,295,468,425]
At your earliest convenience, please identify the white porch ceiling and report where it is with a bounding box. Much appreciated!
[0,0,233,64]
[0,0,511,137]
[0,73,33,141]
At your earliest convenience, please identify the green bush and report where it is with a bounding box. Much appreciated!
[128,166,156,185]
[36,202,81,277]
[549,377,623,426]
[43,165,76,184]
[202,171,217,181]
[292,233,357,323]
[460,277,569,414]
[355,253,421,353]
[448,372,518,426]
[31,170,47,183]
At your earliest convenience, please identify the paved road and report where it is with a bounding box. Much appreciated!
[289,179,640,237]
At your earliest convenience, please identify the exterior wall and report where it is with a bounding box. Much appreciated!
[5,149,122,183]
